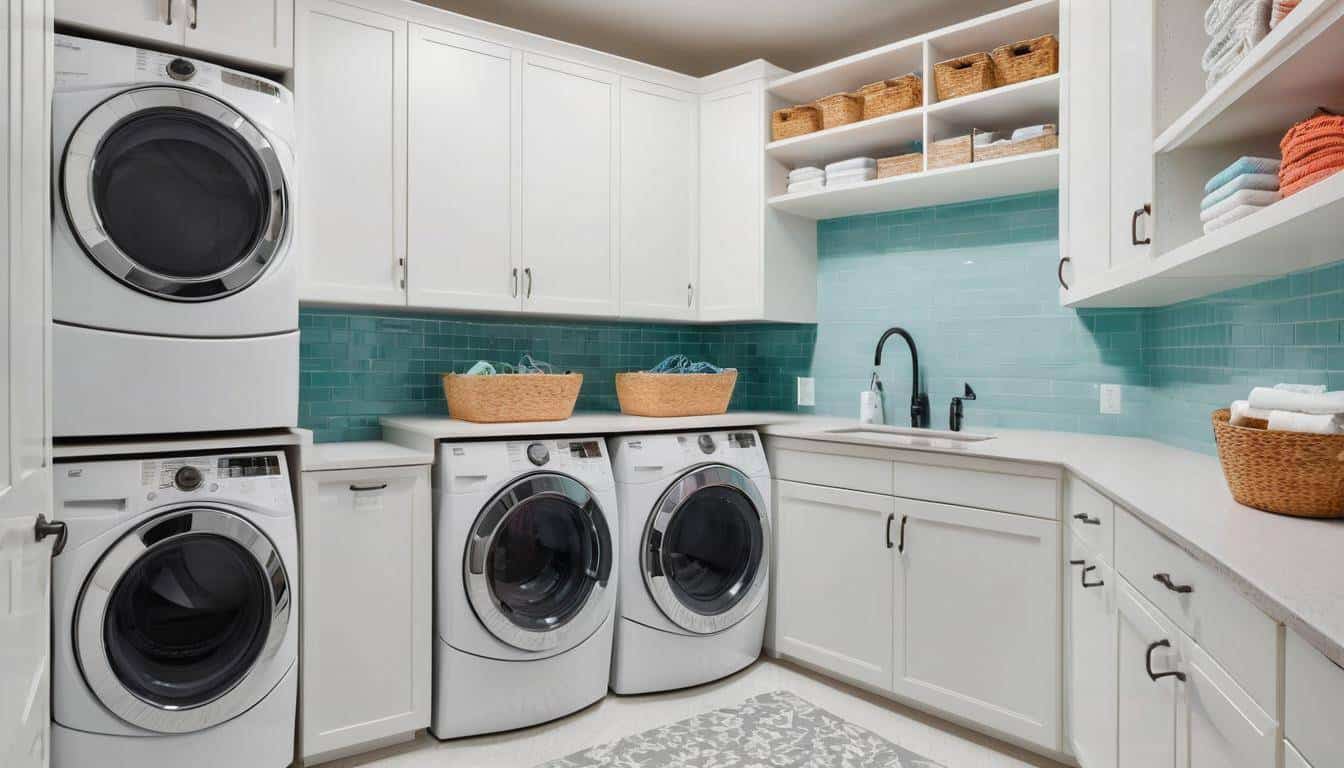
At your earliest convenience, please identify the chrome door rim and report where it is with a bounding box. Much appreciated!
[74,506,291,734]
[642,464,770,635]
[464,473,614,654]
[60,85,288,302]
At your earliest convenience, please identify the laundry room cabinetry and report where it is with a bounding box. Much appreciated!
[56,0,293,70]
[298,445,432,765]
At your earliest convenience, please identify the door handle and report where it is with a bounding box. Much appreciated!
[34,514,67,557]
[897,515,909,554]
[1057,256,1070,290]
[1081,565,1104,588]
[523,267,533,299]
[512,268,519,298]
[1146,639,1186,682]
[164,0,173,25]
[188,0,198,29]
[1152,572,1194,594]
[1073,512,1102,526]
[1131,203,1152,246]
[886,513,895,549]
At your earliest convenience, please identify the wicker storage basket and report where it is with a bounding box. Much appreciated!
[771,104,821,141]
[858,74,922,120]
[933,52,997,101]
[441,372,582,423]
[974,128,1059,161]
[1212,409,1344,518]
[877,152,923,178]
[991,34,1060,86]
[615,371,738,417]
[813,92,863,129]
[928,135,974,169]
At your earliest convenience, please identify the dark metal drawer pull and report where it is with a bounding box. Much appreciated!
[1146,639,1186,682]
[1132,203,1152,246]
[1073,513,1102,526]
[897,515,909,554]
[1068,559,1085,566]
[1081,565,1104,588]
[1153,572,1193,594]
[886,513,895,549]
[350,483,388,492]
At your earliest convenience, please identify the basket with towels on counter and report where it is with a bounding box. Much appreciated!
[1215,383,1344,518]
[442,354,582,423]
[615,354,737,417]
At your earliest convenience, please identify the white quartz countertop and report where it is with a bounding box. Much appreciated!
[301,440,434,472]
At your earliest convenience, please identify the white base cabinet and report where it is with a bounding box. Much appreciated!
[56,0,293,69]
[299,462,431,765]
[1067,533,1117,768]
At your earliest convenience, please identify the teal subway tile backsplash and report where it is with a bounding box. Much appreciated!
[299,310,815,442]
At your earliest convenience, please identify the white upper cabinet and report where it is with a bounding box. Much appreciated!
[57,0,293,69]
[295,0,408,306]
[1107,0,1155,268]
[520,53,620,317]
[1060,0,1110,298]
[619,78,698,321]
[699,81,764,321]
[407,26,520,312]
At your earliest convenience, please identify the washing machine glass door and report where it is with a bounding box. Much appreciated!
[61,85,287,301]
[74,507,291,733]
[464,473,614,654]
[643,465,770,635]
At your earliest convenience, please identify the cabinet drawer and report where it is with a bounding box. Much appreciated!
[770,449,892,495]
[891,459,1057,520]
[1286,630,1344,768]
[1114,508,1278,714]
[1065,474,1113,562]
[1181,627,1278,768]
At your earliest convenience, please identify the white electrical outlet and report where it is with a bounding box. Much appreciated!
[797,377,816,407]
[1100,384,1123,415]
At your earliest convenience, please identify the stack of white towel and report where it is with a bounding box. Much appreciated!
[787,166,825,195]
[1231,383,1344,434]
[1200,156,1281,234]
[1203,0,1272,89]
[825,157,877,188]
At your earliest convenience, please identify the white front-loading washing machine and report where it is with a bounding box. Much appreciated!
[52,34,299,437]
[607,430,772,694]
[51,450,298,768]
[433,437,618,739]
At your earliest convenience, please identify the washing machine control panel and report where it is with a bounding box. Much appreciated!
[674,431,767,475]
[141,452,289,505]
[505,438,612,486]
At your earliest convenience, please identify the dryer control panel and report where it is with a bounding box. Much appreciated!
[438,437,615,495]
[609,430,769,482]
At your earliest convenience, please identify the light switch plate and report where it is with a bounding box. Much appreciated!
[1100,384,1123,415]
[797,377,815,407]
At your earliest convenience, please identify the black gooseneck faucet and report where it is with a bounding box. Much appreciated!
[874,327,930,428]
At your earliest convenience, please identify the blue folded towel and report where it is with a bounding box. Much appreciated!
[1203,156,1281,194]
[1200,172,1279,210]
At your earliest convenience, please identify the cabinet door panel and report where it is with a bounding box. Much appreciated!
[521,53,619,316]
[184,0,293,69]
[772,480,894,690]
[296,0,407,305]
[619,78,696,320]
[1109,0,1155,267]
[1180,634,1277,768]
[1062,0,1111,297]
[1069,534,1117,768]
[56,0,183,46]
[407,26,519,312]
[892,498,1060,749]
[1117,580,1179,768]
[698,82,762,320]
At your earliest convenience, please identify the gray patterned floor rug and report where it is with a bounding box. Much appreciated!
[536,690,947,767]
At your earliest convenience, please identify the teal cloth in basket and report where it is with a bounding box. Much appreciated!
[649,354,724,374]
[1200,172,1279,210]
[1203,156,1281,194]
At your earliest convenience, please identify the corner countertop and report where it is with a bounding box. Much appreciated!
[761,417,1344,670]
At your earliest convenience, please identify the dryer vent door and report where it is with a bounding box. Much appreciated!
[61,86,287,301]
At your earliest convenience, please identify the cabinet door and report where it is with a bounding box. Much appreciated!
[184,0,293,69]
[619,78,697,321]
[698,81,763,321]
[56,0,183,47]
[299,466,432,763]
[407,25,520,313]
[520,53,619,316]
[1117,579,1180,768]
[1068,535,1118,768]
[891,498,1060,749]
[772,480,895,690]
[1061,0,1111,299]
[1109,0,1155,267]
[1179,633,1277,768]
[295,0,407,306]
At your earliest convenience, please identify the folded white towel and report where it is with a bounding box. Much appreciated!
[1201,173,1280,209]
[1268,410,1343,434]
[1230,400,1273,425]
[1248,387,1344,414]
[1203,0,1271,88]
[786,178,825,195]
[1203,203,1271,234]
[1011,124,1054,141]
[788,166,824,181]
[824,157,876,174]
[824,169,876,188]
[1275,383,1328,394]
[1200,189,1281,222]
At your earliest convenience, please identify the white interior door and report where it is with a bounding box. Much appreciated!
[0,1,54,766]
[1117,579,1180,768]
[1109,0,1155,267]
[406,25,520,313]
[183,0,293,69]
[520,53,619,316]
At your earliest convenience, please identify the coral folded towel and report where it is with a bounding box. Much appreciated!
[1271,0,1301,27]
[1199,173,1280,209]
[1268,410,1342,434]
[1248,386,1344,415]
[1199,188,1281,222]
[1279,113,1344,196]
[1204,157,1281,193]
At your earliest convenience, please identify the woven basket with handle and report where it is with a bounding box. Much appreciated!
[441,372,582,423]
[990,34,1059,86]
[974,127,1059,162]
[877,152,923,178]
[933,52,996,101]
[615,371,737,417]
[813,92,863,129]
[858,74,922,120]
[1211,409,1344,518]
[771,104,821,141]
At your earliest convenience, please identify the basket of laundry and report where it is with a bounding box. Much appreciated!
[615,355,737,417]
[1212,392,1344,518]
[442,356,582,423]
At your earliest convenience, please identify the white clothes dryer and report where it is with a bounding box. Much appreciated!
[50,450,298,768]
[52,35,299,437]
[607,430,771,694]
[432,437,618,739]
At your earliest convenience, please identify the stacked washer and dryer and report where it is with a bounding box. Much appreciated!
[48,34,301,768]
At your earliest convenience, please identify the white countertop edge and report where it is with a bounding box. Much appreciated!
[301,440,435,473]
[53,428,304,460]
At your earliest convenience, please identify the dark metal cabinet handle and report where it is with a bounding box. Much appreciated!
[1131,203,1152,246]
[1153,572,1194,594]
[349,483,388,492]
[886,513,895,549]
[511,268,519,297]
[1081,565,1104,588]
[897,515,909,554]
[164,0,173,25]
[688,282,694,307]
[524,267,533,298]
[1146,639,1186,682]
[189,0,198,29]
[1073,512,1102,526]
[1057,256,1070,290]
[34,514,67,557]
[1069,559,1085,566]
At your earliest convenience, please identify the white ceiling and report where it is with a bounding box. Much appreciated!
[415,0,1022,76]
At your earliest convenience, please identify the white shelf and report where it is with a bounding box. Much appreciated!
[766,108,923,168]
[1066,170,1344,307]
[926,73,1060,132]
[926,0,1060,68]
[768,149,1059,221]
[769,37,924,105]
[1154,0,1344,152]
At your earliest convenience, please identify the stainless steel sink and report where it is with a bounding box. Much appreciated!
[823,425,995,445]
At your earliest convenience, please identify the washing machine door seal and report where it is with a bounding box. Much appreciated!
[74,506,291,734]
[464,473,614,655]
[60,85,288,302]
[642,464,770,635]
